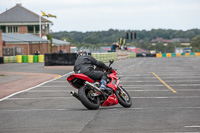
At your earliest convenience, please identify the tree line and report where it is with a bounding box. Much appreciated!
[51,28,200,52]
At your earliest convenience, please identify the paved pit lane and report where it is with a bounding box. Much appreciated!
[0,57,200,133]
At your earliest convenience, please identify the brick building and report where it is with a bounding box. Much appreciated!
[0,30,2,57]
[0,4,51,36]
[0,4,72,56]
[2,33,50,55]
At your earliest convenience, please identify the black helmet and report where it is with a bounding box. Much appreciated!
[77,50,87,56]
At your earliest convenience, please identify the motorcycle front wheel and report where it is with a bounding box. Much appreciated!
[115,86,132,108]
[78,85,100,110]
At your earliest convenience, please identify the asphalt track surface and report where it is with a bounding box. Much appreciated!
[0,57,200,133]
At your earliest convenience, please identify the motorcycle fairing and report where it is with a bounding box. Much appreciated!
[101,94,118,106]
[67,73,94,89]
[106,72,119,92]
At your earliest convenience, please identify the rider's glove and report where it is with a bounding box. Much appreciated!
[106,66,112,72]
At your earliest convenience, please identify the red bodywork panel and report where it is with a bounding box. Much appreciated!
[67,73,94,83]
[106,71,119,92]
[101,94,118,106]
[67,73,94,89]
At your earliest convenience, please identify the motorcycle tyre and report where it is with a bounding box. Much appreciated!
[115,86,132,108]
[78,85,100,110]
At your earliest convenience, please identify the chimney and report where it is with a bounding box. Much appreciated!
[16,0,22,6]
[16,3,22,6]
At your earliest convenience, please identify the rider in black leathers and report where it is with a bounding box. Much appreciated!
[74,50,111,90]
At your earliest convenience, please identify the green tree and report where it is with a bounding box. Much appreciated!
[191,35,200,52]
[184,31,196,39]
[51,28,200,50]
[61,37,75,43]
[46,34,53,53]
[83,36,99,44]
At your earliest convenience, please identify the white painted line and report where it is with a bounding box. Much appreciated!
[123,85,165,87]
[39,86,68,88]
[121,80,200,82]
[127,89,200,92]
[130,107,200,110]
[127,90,171,92]
[131,96,200,99]
[7,97,72,100]
[0,71,74,102]
[170,84,200,86]
[152,74,200,76]
[121,81,144,82]
[184,125,200,128]
[6,96,200,100]
[120,76,200,79]
[122,84,200,87]
[1,107,200,112]
[51,81,67,82]
[107,109,117,111]
[153,131,199,133]
[29,89,200,93]
[119,87,142,88]
[131,97,169,99]
[42,84,200,88]
[0,109,68,112]
[29,90,70,92]
[129,108,144,110]
[174,107,200,109]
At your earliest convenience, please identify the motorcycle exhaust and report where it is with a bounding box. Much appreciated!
[70,91,80,101]
[85,81,107,100]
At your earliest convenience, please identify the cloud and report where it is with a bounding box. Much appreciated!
[1,0,200,31]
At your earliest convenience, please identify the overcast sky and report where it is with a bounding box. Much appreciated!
[0,0,200,32]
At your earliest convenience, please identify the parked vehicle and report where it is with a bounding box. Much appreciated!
[67,59,132,110]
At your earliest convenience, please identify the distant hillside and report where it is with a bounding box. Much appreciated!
[52,28,200,44]
[51,28,200,53]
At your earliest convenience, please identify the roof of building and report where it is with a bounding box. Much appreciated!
[2,33,49,43]
[52,38,71,45]
[151,37,171,43]
[171,38,190,43]
[0,4,52,24]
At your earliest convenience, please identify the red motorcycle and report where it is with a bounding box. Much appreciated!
[67,59,132,110]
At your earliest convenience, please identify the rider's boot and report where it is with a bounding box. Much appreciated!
[99,79,112,92]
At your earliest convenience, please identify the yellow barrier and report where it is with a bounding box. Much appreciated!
[3,56,16,63]
[92,53,117,62]
[195,52,200,56]
[16,55,22,63]
[28,55,33,63]
[185,53,190,56]
[176,53,181,57]
[156,53,162,57]
[166,53,171,57]
[38,55,44,62]
[128,53,136,58]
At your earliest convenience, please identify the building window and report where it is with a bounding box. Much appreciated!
[0,26,6,33]
[5,26,18,33]
[35,25,39,34]
[14,26,18,33]
[8,26,12,33]
[28,25,34,33]
[28,25,40,34]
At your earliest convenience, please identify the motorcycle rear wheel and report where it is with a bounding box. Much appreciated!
[115,86,132,108]
[78,85,100,110]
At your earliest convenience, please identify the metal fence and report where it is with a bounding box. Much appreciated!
[79,47,106,53]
